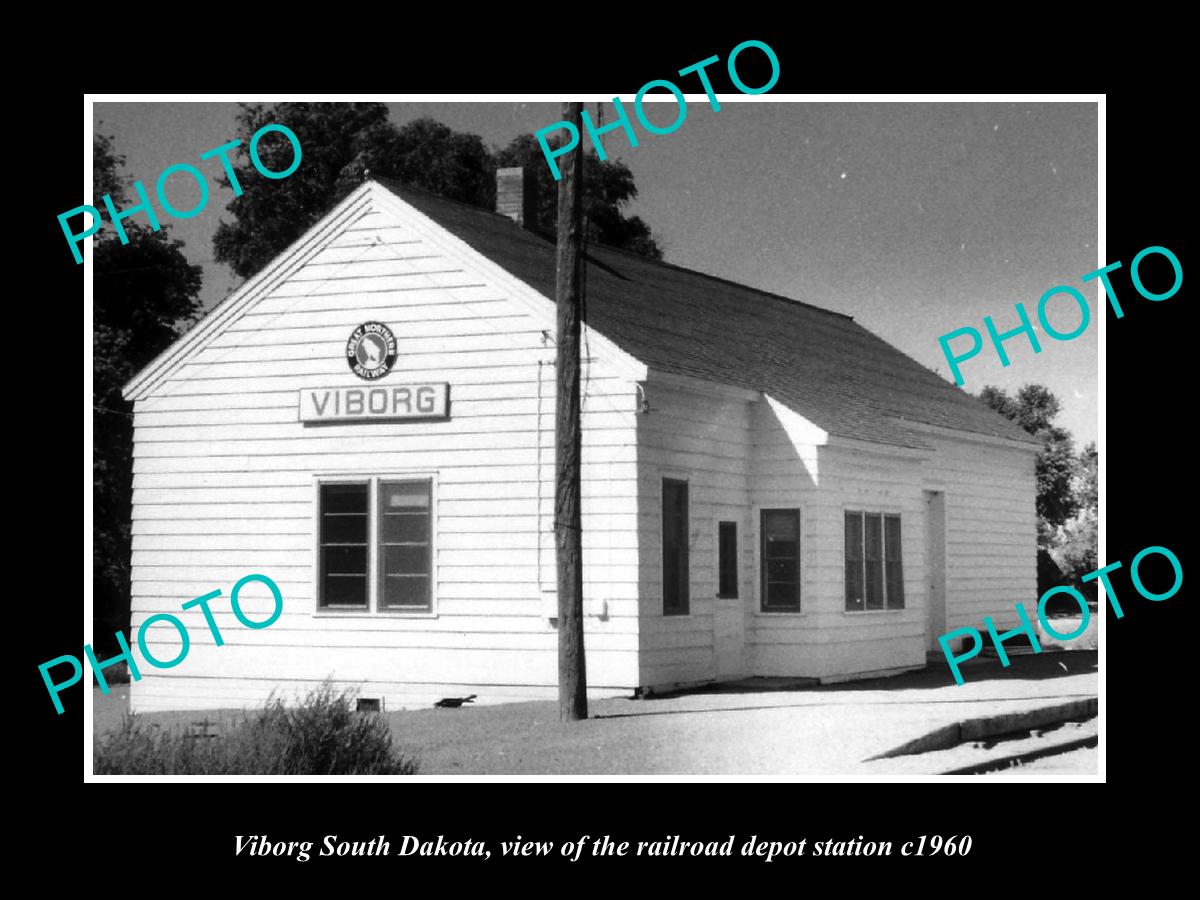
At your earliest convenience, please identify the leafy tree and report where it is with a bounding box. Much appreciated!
[93,134,203,648]
[495,134,663,259]
[339,116,497,211]
[978,383,1082,550]
[214,103,394,279]
[212,103,664,279]
[1053,442,1099,593]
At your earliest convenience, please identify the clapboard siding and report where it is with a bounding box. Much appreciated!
[129,196,642,712]
[636,384,753,688]
[922,434,1038,634]
[739,400,933,680]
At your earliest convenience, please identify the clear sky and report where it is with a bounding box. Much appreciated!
[93,99,1098,444]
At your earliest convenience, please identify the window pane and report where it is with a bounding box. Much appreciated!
[884,514,902,558]
[864,514,883,610]
[383,482,430,509]
[865,514,882,561]
[718,521,738,598]
[765,540,797,560]
[378,480,433,612]
[322,512,367,545]
[384,543,429,576]
[323,574,367,607]
[382,575,430,609]
[766,580,797,608]
[322,483,369,514]
[845,512,863,561]
[662,479,689,615]
[323,545,367,575]
[845,559,864,611]
[763,509,799,541]
[382,511,428,543]
[761,509,800,611]
[885,515,905,609]
[767,558,797,581]
[663,546,680,611]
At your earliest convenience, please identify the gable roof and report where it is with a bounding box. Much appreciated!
[374,178,1037,450]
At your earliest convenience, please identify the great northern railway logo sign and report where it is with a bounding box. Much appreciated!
[346,322,397,380]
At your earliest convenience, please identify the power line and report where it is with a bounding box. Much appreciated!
[93,404,135,418]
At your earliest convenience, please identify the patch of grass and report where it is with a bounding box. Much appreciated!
[94,682,418,775]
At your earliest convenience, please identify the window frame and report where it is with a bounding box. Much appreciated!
[376,478,434,613]
[661,476,690,617]
[313,472,438,618]
[843,508,905,614]
[758,507,802,614]
[317,479,371,611]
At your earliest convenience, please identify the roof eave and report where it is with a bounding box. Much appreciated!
[888,416,1042,452]
[121,182,379,403]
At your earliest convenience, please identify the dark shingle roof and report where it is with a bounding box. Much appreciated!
[378,179,1036,450]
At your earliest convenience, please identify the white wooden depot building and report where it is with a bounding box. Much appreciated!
[122,171,1039,712]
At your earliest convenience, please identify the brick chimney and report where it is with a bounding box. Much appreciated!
[496,165,538,229]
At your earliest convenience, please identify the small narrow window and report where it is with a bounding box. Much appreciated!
[844,511,864,611]
[319,483,370,609]
[718,521,738,598]
[662,478,689,615]
[761,509,800,612]
[378,480,432,611]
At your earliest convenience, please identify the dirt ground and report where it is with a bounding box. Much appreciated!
[93,651,1099,776]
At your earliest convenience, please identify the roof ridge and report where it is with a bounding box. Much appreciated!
[371,177,854,322]
[371,174,520,224]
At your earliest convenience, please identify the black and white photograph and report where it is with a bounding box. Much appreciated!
[78,94,1107,780]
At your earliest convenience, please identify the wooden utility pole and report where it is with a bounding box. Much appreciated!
[555,101,587,721]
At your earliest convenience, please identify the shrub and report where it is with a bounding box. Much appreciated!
[94,682,418,775]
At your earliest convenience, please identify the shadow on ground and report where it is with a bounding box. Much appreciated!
[642,650,1098,701]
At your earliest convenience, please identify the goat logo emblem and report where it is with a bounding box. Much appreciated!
[346,322,397,380]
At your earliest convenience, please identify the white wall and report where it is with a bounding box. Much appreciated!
[744,402,927,679]
[128,199,642,712]
[919,432,1039,638]
[636,383,752,689]
[632,385,1037,688]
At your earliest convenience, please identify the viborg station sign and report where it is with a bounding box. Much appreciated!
[302,322,451,422]
[299,384,450,423]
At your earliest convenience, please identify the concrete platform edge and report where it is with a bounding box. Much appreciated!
[867,696,1098,761]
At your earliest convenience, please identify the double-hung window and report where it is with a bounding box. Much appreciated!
[844,511,904,611]
[318,477,434,614]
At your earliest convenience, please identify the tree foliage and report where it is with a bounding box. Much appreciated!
[494,134,663,259]
[93,134,203,645]
[1053,442,1099,590]
[213,103,663,279]
[979,383,1083,548]
[980,384,1097,596]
